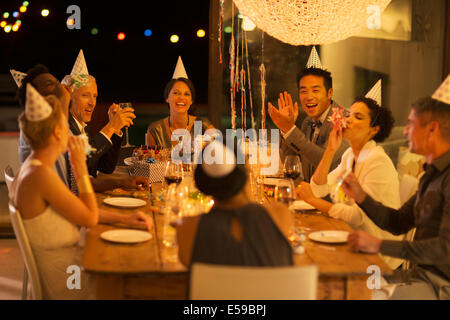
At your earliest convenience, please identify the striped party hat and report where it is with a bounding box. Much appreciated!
[306,46,323,69]
[365,79,382,106]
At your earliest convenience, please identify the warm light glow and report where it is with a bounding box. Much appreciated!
[0,21,6,28]
[16,20,22,25]
[117,32,126,40]
[242,16,256,31]
[22,1,29,7]
[12,24,19,32]
[4,25,12,33]
[170,34,179,43]
[224,26,232,34]
[3,12,9,19]
[196,29,206,38]
[66,18,75,26]
[20,6,27,13]
[41,9,49,17]
[232,0,392,45]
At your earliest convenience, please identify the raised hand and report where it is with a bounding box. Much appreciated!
[268,91,299,133]
[326,126,343,153]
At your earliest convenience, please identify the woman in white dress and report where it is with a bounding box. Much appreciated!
[10,88,97,299]
[296,96,404,270]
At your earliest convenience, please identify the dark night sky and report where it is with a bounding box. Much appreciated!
[0,0,210,104]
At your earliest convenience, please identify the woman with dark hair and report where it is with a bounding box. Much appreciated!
[176,141,294,268]
[296,96,404,270]
[146,58,214,149]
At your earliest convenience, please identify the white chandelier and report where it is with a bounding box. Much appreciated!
[232,0,392,45]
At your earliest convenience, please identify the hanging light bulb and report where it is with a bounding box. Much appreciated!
[232,0,392,45]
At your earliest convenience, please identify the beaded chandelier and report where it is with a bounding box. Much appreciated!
[232,0,392,45]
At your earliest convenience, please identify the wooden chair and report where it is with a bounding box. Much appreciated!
[190,263,318,300]
[8,204,41,299]
[4,165,14,191]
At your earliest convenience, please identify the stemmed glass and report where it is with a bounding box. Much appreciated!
[283,155,303,181]
[119,102,135,148]
[274,179,298,242]
[164,161,183,187]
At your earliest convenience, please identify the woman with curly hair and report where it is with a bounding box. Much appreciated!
[296,96,405,270]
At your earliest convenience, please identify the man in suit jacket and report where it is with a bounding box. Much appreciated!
[268,68,347,182]
[68,76,135,177]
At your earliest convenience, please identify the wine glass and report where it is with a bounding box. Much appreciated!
[119,102,135,148]
[164,161,183,187]
[274,179,298,243]
[283,155,303,181]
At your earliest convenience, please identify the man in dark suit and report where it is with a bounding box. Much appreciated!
[67,76,135,177]
[268,67,347,182]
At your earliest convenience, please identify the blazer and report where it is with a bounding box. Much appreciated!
[281,100,348,182]
[68,113,123,177]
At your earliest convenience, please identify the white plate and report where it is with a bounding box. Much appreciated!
[124,157,134,166]
[290,200,316,211]
[103,197,146,208]
[101,229,152,244]
[308,230,349,244]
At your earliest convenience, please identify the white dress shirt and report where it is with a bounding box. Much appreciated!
[310,140,405,269]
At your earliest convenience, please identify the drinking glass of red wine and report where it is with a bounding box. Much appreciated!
[283,155,303,181]
[164,161,183,187]
[274,179,298,242]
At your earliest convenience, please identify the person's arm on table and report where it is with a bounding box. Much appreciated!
[90,175,149,192]
[98,209,152,231]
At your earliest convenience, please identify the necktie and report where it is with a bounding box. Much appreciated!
[65,152,79,196]
[309,120,322,142]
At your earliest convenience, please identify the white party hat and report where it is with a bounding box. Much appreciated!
[10,69,27,87]
[172,56,188,79]
[25,83,52,121]
[306,46,323,69]
[431,73,450,105]
[62,49,90,89]
[365,79,382,106]
[202,141,236,178]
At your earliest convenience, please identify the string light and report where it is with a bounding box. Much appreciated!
[19,6,27,13]
[4,25,12,33]
[144,29,152,37]
[22,1,29,6]
[12,24,20,32]
[224,26,232,34]
[117,32,126,40]
[66,18,75,26]
[170,34,179,43]
[91,28,99,35]
[3,12,9,19]
[0,21,6,28]
[196,29,206,38]
[232,0,391,45]
[12,11,19,18]
[41,9,49,17]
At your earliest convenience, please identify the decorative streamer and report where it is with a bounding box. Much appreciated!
[259,31,266,142]
[244,30,255,130]
[218,0,224,64]
[229,3,236,131]
[240,17,246,131]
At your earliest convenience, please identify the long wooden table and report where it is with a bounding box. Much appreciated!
[83,181,392,300]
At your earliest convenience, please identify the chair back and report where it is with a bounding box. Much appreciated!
[8,203,42,300]
[190,263,318,300]
[4,165,14,191]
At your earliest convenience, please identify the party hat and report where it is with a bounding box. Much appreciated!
[306,46,323,69]
[25,83,52,121]
[365,79,382,106]
[10,69,27,87]
[431,74,450,105]
[172,56,188,79]
[62,49,90,89]
[202,141,236,178]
